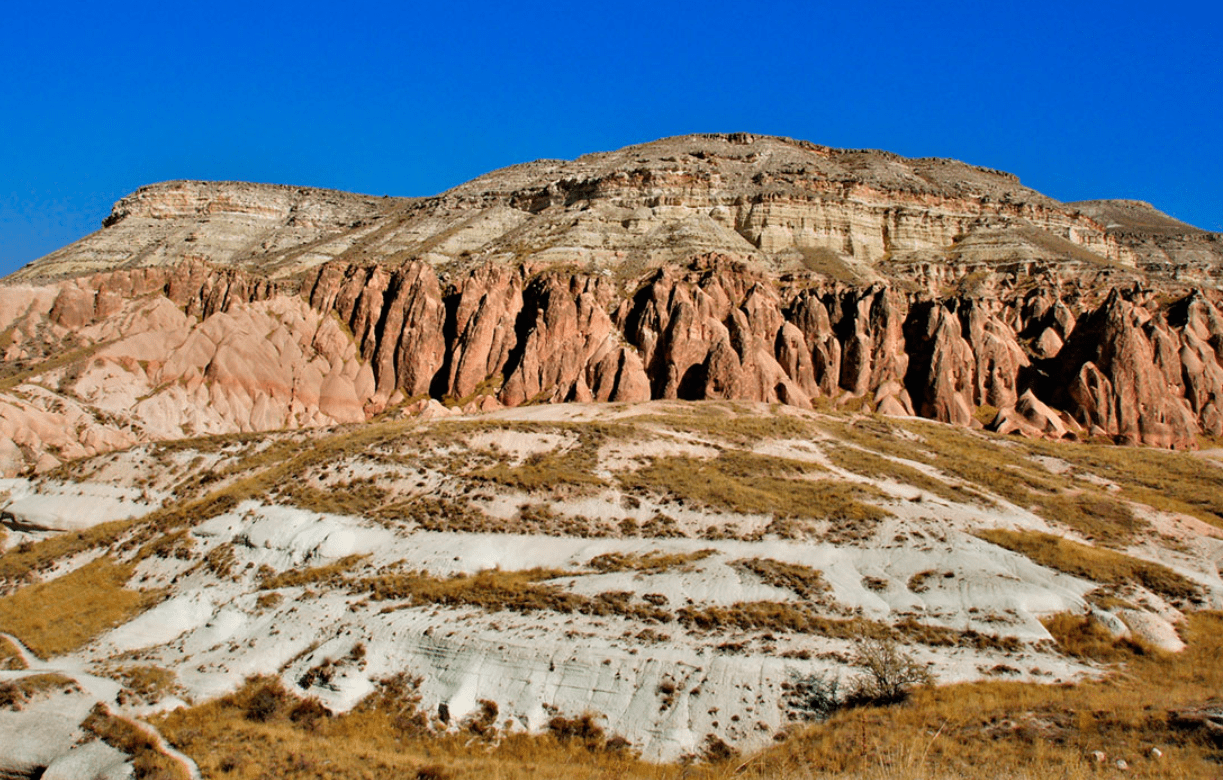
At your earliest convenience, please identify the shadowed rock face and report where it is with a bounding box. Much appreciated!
[1,134,1222,473]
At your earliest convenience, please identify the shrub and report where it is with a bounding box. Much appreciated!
[782,670,843,721]
[547,713,607,750]
[847,637,933,706]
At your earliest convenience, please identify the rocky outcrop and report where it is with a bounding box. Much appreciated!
[2,254,1223,474]
[1050,290,1202,448]
[296,255,1222,448]
[19,135,1221,287]
[4,134,1223,473]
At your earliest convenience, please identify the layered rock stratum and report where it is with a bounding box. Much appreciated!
[1,133,1221,474]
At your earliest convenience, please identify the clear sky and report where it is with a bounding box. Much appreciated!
[2,0,1220,275]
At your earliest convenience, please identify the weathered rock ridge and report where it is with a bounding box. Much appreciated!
[1,253,1220,474]
[301,254,1223,450]
[15,134,1221,285]
[2,133,1221,473]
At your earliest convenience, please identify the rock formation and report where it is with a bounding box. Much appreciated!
[2,133,1222,474]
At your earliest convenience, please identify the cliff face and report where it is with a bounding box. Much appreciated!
[303,254,1223,449]
[2,133,1221,474]
[19,134,1219,285]
[1,252,1220,475]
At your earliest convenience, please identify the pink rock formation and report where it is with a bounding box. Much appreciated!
[2,253,1223,475]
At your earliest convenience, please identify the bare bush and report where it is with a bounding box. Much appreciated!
[848,636,933,705]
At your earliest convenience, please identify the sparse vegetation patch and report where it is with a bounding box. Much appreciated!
[621,451,887,525]
[588,549,715,574]
[157,674,670,780]
[0,558,163,658]
[260,555,369,591]
[978,529,1203,604]
[731,557,831,601]
[0,672,76,710]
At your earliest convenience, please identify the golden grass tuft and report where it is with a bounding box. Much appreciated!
[0,558,162,658]
[104,664,183,706]
[1019,436,1223,529]
[0,518,140,585]
[0,672,76,710]
[83,703,189,780]
[823,443,967,504]
[275,477,389,516]
[621,452,888,524]
[355,568,671,623]
[474,450,607,491]
[742,611,1223,780]
[977,529,1203,605]
[260,554,369,591]
[1041,613,1155,663]
[588,549,715,574]
[677,601,1019,650]
[0,634,26,670]
[634,404,816,444]
[156,675,702,780]
[732,557,831,601]
[824,417,1155,545]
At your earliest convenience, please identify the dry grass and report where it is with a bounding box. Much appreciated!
[824,417,1164,545]
[1040,613,1155,663]
[156,675,708,780]
[115,664,182,705]
[0,517,140,586]
[260,555,369,591]
[0,557,163,658]
[1020,437,1223,529]
[380,497,488,531]
[634,404,816,445]
[0,339,112,392]
[356,567,671,623]
[742,611,1223,780]
[621,452,888,524]
[474,449,606,491]
[588,549,715,574]
[1029,494,1141,547]
[83,703,189,780]
[152,633,1223,780]
[0,672,76,710]
[897,421,1148,543]
[823,444,966,504]
[0,634,26,670]
[439,421,629,493]
[677,601,1019,650]
[275,477,388,516]
[732,558,831,601]
[977,529,1203,605]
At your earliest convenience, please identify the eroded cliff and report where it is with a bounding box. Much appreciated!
[2,133,1221,474]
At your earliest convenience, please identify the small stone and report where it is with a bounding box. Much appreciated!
[1091,751,1107,763]
[1115,759,1128,771]
[1149,747,1163,759]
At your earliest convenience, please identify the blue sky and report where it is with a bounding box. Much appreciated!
[2,0,1220,275]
